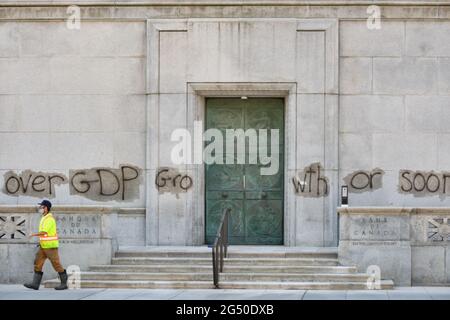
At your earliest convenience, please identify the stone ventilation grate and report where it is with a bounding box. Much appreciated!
[0,215,27,240]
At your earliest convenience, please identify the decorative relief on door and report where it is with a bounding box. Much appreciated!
[246,201,283,239]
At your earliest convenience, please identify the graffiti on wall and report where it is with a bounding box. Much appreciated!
[343,169,384,193]
[4,165,450,201]
[291,167,450,199]
[155,167,193,198]
[292,163,329,197]
[3,170,67,198]
[69,165,141,201]
[2,164,142,201]
[399,170,450,199]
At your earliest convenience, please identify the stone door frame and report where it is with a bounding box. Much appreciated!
[187,83,296,245]
[146,18,339,246]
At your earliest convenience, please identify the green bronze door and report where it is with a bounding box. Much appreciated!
[205,98,284,245]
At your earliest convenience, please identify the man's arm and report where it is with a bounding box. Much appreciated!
[29,232,48,238]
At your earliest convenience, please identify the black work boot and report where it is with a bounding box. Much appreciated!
[54,270,68,290]
[24,272,43,290]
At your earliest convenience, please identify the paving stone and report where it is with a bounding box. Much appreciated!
[81,288,146,300]
[302,290,347,300]
[1,285,450,300]
[346,290,389,300]
[127,289,183,300]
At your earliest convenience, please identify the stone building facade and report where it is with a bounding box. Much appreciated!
[0,0,450,286]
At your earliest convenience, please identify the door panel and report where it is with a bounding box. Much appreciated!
[245,199,283,244]
[205,98,284,245]
[245,155,284,190]
[206,163,243,190]
[205,199,244,244]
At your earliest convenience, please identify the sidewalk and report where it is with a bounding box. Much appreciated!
[0,285,449,300]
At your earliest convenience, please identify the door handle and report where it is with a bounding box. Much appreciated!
[243,175,246,189]
[221,192,228,199]
[261,192,268,199]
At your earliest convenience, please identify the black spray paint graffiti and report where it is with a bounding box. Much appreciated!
[3,170,67,198]
[399,170,450,199]
[292,163,329,197]
[155,167,193,198]
[343,169,384,193]
[2,165,142,202]
[69,165,141,201]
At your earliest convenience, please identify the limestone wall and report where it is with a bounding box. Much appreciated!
[0,21,147,208]
[339,20,450,207]
[338,207,450,286]
[0,2,449,247]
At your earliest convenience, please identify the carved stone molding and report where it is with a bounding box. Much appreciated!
[427,217,450,242]
[0,215,27,240]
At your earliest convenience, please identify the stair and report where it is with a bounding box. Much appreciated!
[44,246,394,290]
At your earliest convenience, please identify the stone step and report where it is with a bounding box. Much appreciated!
[111,257,339,266]
[116,246,338,259]
[69,271,371,282]
[89,264,357,274]
[115,251,213,258]
[44,279,215,289]
[43,279,394,290]
[218,280,395,290]
[115,251,337,259]
[55,246,393,290]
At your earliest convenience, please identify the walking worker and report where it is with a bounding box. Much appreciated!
[24,200,68,290]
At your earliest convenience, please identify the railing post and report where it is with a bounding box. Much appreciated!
[216,244,220,286]
[211,207,231,288]
[220,232,224,272]
[224,210,228,258]
[212,246,217,288]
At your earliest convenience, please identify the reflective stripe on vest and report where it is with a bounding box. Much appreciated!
[39,236,59,241]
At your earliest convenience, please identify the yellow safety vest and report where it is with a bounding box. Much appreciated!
[38,212,59,249]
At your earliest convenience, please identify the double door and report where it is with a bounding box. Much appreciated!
[205,98,284,245]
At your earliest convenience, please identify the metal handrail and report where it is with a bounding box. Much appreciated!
[212,207,230,288]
